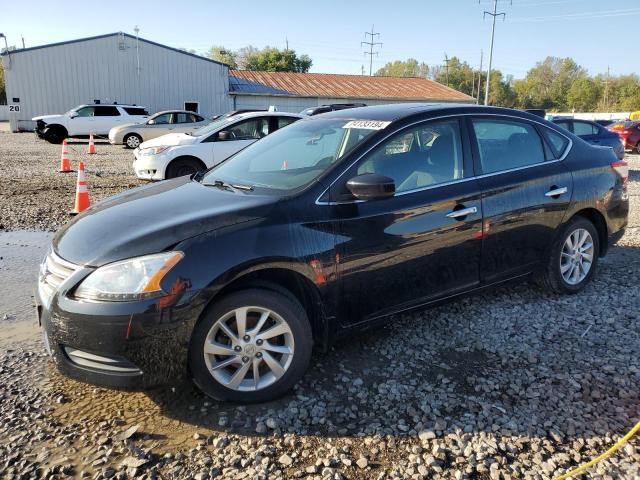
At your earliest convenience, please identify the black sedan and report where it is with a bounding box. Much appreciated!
[37,104,629,403]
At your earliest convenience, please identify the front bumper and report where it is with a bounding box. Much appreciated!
[133,149,169,181]
[108,129,124,145]
[36,253,204,389]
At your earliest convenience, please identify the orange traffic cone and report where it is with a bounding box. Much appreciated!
[70,161,90,215]
[59,139,72,173]
[87,132,97,154]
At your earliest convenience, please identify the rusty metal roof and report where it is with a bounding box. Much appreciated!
[229,70,474,102]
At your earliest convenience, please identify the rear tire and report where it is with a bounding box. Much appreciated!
[537,217,599,294]
[44,126,67,144]
[165,157,205,179]
[635,141,640,154]
[189,289,313,403]
[124,133,142,149]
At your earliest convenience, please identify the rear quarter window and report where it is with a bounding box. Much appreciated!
[541,128,570,159]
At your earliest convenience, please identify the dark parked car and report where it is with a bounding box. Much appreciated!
[553,118,625,160]
[607,120,640,154]
[301,103,367,116]
[37,104,629,403]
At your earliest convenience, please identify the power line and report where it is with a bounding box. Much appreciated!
[482,0,511,105]
[361,25,382,76]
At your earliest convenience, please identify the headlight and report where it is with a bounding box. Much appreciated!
[139,146,171,156]
[74,252,184,302]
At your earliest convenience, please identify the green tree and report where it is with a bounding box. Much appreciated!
[375,58,429,77]
[244,47,312,73]
[205,46,237,68]
[566,77,600,111]
[0,62,6,105]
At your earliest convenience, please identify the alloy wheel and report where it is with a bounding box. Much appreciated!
[126,135,141,148]
[560,228,594,285]
[203,306,295,391]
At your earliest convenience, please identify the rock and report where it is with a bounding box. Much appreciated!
[119,425,140,441]
[279,454,294,466]
[356,457,369,469]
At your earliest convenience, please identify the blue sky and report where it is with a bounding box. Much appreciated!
[2,0,639,78]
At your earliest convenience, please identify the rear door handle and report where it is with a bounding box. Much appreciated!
[446,206,478,219]
[545,187,568,197]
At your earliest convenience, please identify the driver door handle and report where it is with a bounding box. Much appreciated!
[446,206,478,219]
[545,187,568,197]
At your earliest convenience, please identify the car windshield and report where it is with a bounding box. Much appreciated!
[201,118,382,192]
[191,116,245,138]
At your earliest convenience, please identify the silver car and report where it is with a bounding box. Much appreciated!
[108,110,210,148]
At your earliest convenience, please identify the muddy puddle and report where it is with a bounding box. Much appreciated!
[0,230,53,345]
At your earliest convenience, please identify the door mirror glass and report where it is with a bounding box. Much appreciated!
[147,119,155,125]
[346,173,395,201]
[69,111,78,119]
[217,130,231,141]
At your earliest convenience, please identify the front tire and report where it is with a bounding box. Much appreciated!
[189,289,313,403]
[538,217,599,294]
[124,133,142,149]
[636,141,640,155]
[165,157,205,179]
[44,126,68,144]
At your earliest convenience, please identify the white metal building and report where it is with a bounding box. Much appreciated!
[1,33,232,132]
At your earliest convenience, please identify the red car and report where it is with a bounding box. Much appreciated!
[608,121,640,154]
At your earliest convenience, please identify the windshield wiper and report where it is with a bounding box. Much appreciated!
[202,179,253,192]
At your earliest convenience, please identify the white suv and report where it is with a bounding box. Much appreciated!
[133,111,302,180]
[33,104,149,144]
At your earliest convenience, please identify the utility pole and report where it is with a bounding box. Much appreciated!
[285,37,289,51]
[443,53,450,87]
[603,65,610,111]
[361,64,365,76]
[482,0,509,105]
[477,50,483,104]
[361,25,382,76]
[21,35,25,49]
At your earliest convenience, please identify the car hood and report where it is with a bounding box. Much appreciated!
[139,133,198,149]
[32,114,63,122]
[53,177,277,266]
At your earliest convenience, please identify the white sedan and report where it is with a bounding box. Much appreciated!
[133,111,303,180]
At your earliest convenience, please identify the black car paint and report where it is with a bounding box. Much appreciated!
[38,104,628,389]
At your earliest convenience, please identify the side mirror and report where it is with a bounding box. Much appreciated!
[69,112,78,119]
[346,173,395,201]
[147,119,155,125]
[217,130,230,141]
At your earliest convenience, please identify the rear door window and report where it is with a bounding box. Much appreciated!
[471,119,546,174]
[573,121,598,137]
[94,106,120,117]
[175,113,192,124]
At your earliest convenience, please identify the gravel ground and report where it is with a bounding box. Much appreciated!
[0,131,639,479]
[0,132,145,231]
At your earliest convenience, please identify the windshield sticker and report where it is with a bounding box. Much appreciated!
[342,120,391,130]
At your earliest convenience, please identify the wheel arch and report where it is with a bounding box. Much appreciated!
[166,155,207,175]
[195,266,329,351]
[571,208,608,257]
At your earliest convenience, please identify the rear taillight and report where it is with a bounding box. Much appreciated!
[611,160,628,183]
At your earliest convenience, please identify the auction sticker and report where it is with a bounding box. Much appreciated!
[343,120,391,130]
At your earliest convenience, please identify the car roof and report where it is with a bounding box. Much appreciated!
[232,111,304,120]
[311,102,544,123]
[78,104,147,109]
[151,110,201,116]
